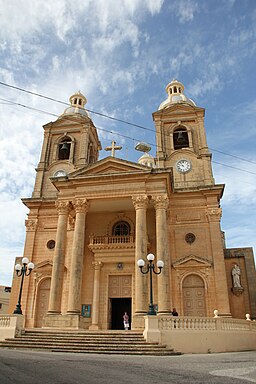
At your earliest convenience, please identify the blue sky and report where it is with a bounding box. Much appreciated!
[0,0,255,286]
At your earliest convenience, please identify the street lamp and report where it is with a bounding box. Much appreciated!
[13,257,34,315]
[137,253,164,315]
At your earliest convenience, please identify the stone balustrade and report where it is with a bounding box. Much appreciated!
[158,316,256,331]
[144,315,256,353]
[89,235,135,249]
[0,316,11,327]
[0,315,24,340]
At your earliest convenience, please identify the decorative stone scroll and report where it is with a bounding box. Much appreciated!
[72,198,89,214]
[206,208,222,221]
[152,194,169,210]
[132,194,148,210]
[25,219,38,231]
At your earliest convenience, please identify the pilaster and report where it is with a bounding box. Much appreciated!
[89,261,103,330]
[207,207,231,316]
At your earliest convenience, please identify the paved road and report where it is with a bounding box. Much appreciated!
[0,349,255,384]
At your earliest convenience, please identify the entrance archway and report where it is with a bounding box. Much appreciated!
[182,274,206,316]
[35,278,50,327]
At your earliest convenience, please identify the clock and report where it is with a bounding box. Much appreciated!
[54,170,67,177]
[176,159,191,173]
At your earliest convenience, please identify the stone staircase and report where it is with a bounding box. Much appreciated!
[0,329,181,355]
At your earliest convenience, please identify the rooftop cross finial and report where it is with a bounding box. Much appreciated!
[104,140,122,157]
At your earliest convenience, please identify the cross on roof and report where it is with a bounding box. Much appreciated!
[104,140,122,157]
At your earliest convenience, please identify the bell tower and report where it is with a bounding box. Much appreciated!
[32,91,102,198]
[153,80,214,189]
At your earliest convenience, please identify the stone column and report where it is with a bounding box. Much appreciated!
[89,261,103,330]
[152,194,171,314]
[67,198,89,314]
[207,208,231,316]
[132,195,148,315]
[48,201,70,314]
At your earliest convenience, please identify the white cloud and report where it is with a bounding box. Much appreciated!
[170,0,199,23]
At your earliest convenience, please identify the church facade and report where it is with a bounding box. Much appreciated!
[9,80,256,329]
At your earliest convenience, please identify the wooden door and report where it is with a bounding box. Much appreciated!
[182,274,206,316]
[35,278,50,327]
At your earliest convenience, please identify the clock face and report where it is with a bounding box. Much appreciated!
[176,159,191,173]
[54,170,67,177]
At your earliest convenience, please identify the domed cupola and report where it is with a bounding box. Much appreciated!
[138,152,155,168]
[158,79,196,110]
[60,91,89,118]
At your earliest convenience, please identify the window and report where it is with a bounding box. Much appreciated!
[0,303,2,309]
[173,127,189,150]
[112,221,131,236]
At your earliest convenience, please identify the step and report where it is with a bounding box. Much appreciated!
[0,329,182,356]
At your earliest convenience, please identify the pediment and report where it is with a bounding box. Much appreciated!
[153,103,204,118]
[172,254,212,268]
[69,157,151,178]
[35,259,67,271]
[35,259,53,269]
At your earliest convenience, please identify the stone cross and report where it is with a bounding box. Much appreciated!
[104,140,122,157]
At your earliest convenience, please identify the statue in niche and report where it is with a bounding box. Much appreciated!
[232,264,242,288]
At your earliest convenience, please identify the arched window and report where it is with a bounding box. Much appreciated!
[173,127,189,150]
[112,221,131,236]
[58,137,71,160]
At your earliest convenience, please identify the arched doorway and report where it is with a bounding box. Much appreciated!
[182,274,206,316]
[35,278,51,327]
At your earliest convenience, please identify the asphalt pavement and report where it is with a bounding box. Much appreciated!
[0,349,255,384]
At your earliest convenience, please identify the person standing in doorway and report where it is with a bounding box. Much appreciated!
[123,312,129,330]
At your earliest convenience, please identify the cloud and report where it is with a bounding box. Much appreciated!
[170,0,199,23]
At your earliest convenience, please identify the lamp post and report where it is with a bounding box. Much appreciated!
[13,257,34,315]
[137,253,164,315]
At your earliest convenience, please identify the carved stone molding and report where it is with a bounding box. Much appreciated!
[152,194,169,210]
[132,194,148,210]
[206,208,222,221]
[55,200,71,215]
[231,287,244,296]
[73,198,89,214]
[25,219,38,231]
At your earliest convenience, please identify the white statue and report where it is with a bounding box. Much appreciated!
[232,264,242,288]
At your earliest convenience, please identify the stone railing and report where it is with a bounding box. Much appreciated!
[0,316,11,328]
[158,316,256,331]
[0,315,24,340]
[144,315,256,353]
[88,235,135,249]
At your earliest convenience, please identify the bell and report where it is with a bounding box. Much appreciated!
[60,142,69,152]
[177,131,185,143]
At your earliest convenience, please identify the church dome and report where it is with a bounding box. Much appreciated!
[60,91,89,118]
[158,79,196,110]
[138,152,155,168]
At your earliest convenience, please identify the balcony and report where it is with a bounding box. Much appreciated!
[88,235,135,250]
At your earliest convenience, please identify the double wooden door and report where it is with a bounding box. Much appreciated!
[182,274,206,316]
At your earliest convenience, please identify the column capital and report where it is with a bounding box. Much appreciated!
[73,198,89,214]
[132,194,148,210]
[92,261,103,270]
[206,208,222,222]
[55,200,71,215]
[152,194,169,210]
[25,219,38,231]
